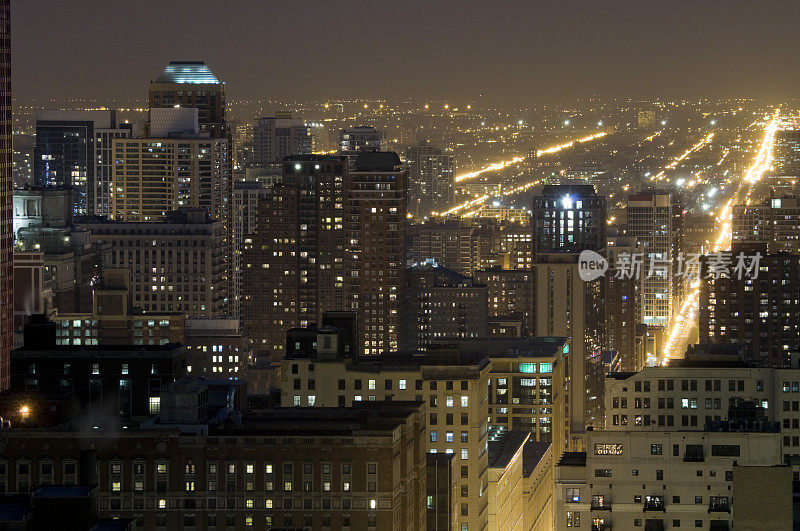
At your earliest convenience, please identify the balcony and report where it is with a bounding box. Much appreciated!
[709,521,730,531]
[708,497,731,513]
[590,497,612,511]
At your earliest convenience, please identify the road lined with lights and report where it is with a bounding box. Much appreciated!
[453,131,608,183]
[661,110,781,365]
[650,133,715,182]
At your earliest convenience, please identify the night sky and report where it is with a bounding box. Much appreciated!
[13,0,800,103]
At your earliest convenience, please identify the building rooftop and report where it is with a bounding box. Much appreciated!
[557,451,587,467]
[522,441,551,477]
[488,430,529,469]
[153,61,221,84]
[353,151,401,171]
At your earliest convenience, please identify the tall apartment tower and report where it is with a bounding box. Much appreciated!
[252,112,312,165]
[406,140,454,217]
[111,108,230,223]
[347,152,407,356]
[532,184,606,255]
[241,155,349,360]
[148,61,227,138]
[33,110,130,215]
[340,126,384,166]
[0,0,10,391]
[531,184,607,445]
[699,242,800,367]
[773,124,800,176]
[626,190,673,326]
[733,195,800,253]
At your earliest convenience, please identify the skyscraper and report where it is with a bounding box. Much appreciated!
[626,190,673,326]
[33,110,130,215]
[148,61,227,138]
[252,112,312,165]
[532,184,606,255]
[241,155,349,359]
[406,140,454,217]
[346,152,407,355]
[531,185,607,442]
[0,0,10,391]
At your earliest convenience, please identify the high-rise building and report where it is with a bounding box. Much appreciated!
[148,61,227,138]
[76,208,228,319]
[339,126,384,162]
[532,184,606,255]
[605,233,642,371]
[532,255,605,443]
[406,141,454,217]
[408,218,486,277]
[346,152,407,355]
[699,242,800,367]
[111,109,230,224]
[773,124,800,176]
[241,155,349,359]
[474,268,535,335]
[531,184,607,442]
[733,195,800,253]
[33,110,130,215]
[252,112,312,165]
[230,180,271,318]
[12,133,33,189]
[626,190,673,326]
[402,263,488,353]
[0,0,10,391]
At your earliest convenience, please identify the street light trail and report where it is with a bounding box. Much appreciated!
[453,131,608,183]
[661,110,781,365]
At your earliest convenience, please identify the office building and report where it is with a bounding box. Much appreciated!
[252,112,312,165]
[76,208,228,318]
[732,195,800,253]
[531,184,606,255]
[0,0,10,392]
[281,338,491,531]
[148,61,227,138]
[604,349,800,466]
[241,155,349,359]
[33,110,130,215]
[406,141,454,217]
[699,242,800,367]
[626,190,673,326]
[0,400,428,530]
[346,152,407,355]
[12,318,187,420]
[184,318,251,379]
[402,263,488,353]
[523,441,554,531]
[50,268,185,347]
[553,426,790,531]
[486,431,528,531]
